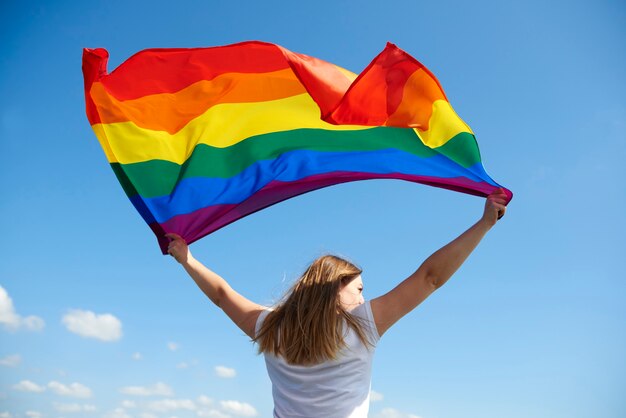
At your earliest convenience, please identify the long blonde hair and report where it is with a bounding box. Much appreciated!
[254,254,374,366]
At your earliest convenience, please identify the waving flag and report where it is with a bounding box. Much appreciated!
[82,41,512,254]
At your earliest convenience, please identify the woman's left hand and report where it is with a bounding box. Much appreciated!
[165,233,191,264]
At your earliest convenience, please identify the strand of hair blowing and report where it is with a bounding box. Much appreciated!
[254,255,374,366]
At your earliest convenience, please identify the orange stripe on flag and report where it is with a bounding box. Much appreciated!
[91,69,307,134]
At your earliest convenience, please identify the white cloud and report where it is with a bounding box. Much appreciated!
[214,366,236,378]
[198,410,231,418]
[176,362,189,369]
[220,400,257,417]
[52,402,96,413]
[0,354,21,367]
[13,380,45,393]
[21,316,45,331]
[103,408,131,418]
[120,400,136,408]
[167,342,180,351]
[147,398,196,413]
[62,309,122,342]
[48,381,93,398]
[25,412,42,418]
[0,286,45,332]
[372,408,423,418]
[119,382,173,397]
[132,352,143,360]
[196,396,230,417]
[0,413,12,418]
[139,413,159,418]
[370,389,384,401]
[197,395,214,406]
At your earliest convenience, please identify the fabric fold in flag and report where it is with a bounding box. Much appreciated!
[82,40,512,254]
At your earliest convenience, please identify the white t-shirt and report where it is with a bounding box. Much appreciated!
[255,300,380,418]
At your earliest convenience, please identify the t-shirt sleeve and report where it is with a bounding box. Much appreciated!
[353,300,381,345]
[254,309,272,339]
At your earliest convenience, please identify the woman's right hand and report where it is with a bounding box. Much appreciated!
[165,233,191,264]
[481,188,509,227]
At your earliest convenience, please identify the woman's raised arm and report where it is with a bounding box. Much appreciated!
[370,189,508,337]
[166,233,265,339]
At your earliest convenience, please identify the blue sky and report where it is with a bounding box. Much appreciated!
[1,0,624,417]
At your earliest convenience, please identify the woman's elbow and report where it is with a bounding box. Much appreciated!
[206,285,226,307]
[426,270,444,290]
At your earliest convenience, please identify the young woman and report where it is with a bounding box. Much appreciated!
[166,188,508,417]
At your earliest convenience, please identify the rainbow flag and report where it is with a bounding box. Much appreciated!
[82,41,512,254]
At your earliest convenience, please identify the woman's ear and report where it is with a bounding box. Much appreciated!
[339,276,355,290]
[339,276,349,287]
